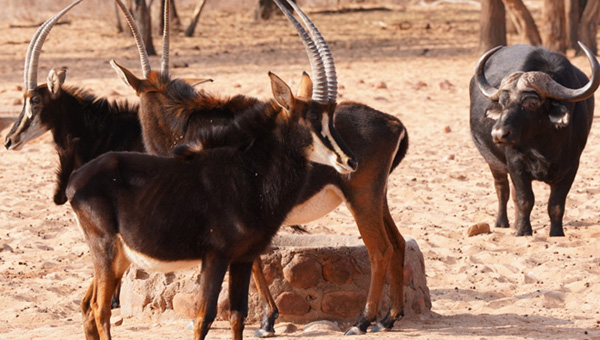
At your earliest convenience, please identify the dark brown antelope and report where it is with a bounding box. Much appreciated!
[115,0,408,334]
[3,0,144,206]
[67,66,356,340]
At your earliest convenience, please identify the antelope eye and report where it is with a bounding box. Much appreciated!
[306,112,320,122]
[30,96,41,105]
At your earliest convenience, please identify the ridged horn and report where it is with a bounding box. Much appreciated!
[24,17,52,89]
[114,0,152,78]
[285,0,337,103]
[25,0,84,90]
[272,0,328,104]
[474,45,503,101]
[535,42,600,102]
[161,0,170,78]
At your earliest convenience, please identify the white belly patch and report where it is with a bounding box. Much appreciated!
[284,184,344,225]
[118,235,202,273]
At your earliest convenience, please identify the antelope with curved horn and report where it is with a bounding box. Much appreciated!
[115,0,409,334]
[4,0,144,206]
[69,2,357,338]
[470,42,600,237]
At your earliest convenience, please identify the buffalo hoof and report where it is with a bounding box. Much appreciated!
[344,326,365,336]
[253,329,275,338]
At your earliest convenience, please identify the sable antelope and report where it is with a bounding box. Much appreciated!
[470,42,600,237]
[3,0,143,205]
[115,0,408,334]
[3,0,143,310]
[68,51,356,340]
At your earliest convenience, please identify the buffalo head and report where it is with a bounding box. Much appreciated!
[475,42,600,146]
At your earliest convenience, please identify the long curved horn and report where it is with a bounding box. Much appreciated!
[161,0,170,78]
[114,0,152,78]
[272,0,328,104]
[534,42,600,102]
[24,17,52,89]
[474,45,503,101]
[26,0,84,90]
[284,0,337,103]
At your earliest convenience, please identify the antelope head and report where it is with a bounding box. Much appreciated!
[271,0,357,173]
[4,0,83,150]
[112,0,357,173]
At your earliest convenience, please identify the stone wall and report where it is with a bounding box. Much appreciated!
[120,234,431,327]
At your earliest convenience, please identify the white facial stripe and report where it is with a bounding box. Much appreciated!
[309,131,337,164]
[320,113,347,159]
[10,114,47,150]
[25,100,32,119]
[118,234,202,273]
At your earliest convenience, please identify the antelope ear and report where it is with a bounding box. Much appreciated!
[172,142,203,161]
[181,78,214,87]
[297,71,312,98]
[110,59,142,93]
[47,68,67,100]
[269,72,295,115]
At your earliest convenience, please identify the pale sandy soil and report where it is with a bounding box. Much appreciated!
[0,1,599,340]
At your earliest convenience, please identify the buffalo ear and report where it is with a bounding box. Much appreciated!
[485,102,502,120]
[47,68,67,100]
[549,102,570,128]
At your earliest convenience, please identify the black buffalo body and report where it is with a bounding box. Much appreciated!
[470,43,600,236]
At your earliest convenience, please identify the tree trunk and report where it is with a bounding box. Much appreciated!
[565,0,583,49]
[578,0,599,55]
[256,0,295,21]
[185,0,207,37]
[501,0,542,45]
[114,1,124,33]
[542,0,567,53]
[132,0,156,56]
[479,0,507,54]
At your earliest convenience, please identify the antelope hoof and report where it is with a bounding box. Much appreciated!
[253,329,275,338]
[344,326,365,336]
[370,322,390,333]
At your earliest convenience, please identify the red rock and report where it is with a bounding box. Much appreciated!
[172,293,200,319]
[466,222,491,237]
[283,255,322,289]
[322,256,355,284]
[321,291,365,318]
[276,292,310,316]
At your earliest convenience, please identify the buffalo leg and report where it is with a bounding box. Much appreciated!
[547,168,577,237]
[490,165,510,228]
[371,196,405,332]
[251,258,279,338]
[510,170,534,236]
[193,252,229,340]
[229,261,253,340]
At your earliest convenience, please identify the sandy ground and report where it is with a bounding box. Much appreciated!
[0,1,599,339]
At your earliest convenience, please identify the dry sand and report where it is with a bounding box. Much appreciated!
[0,1,599,339]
